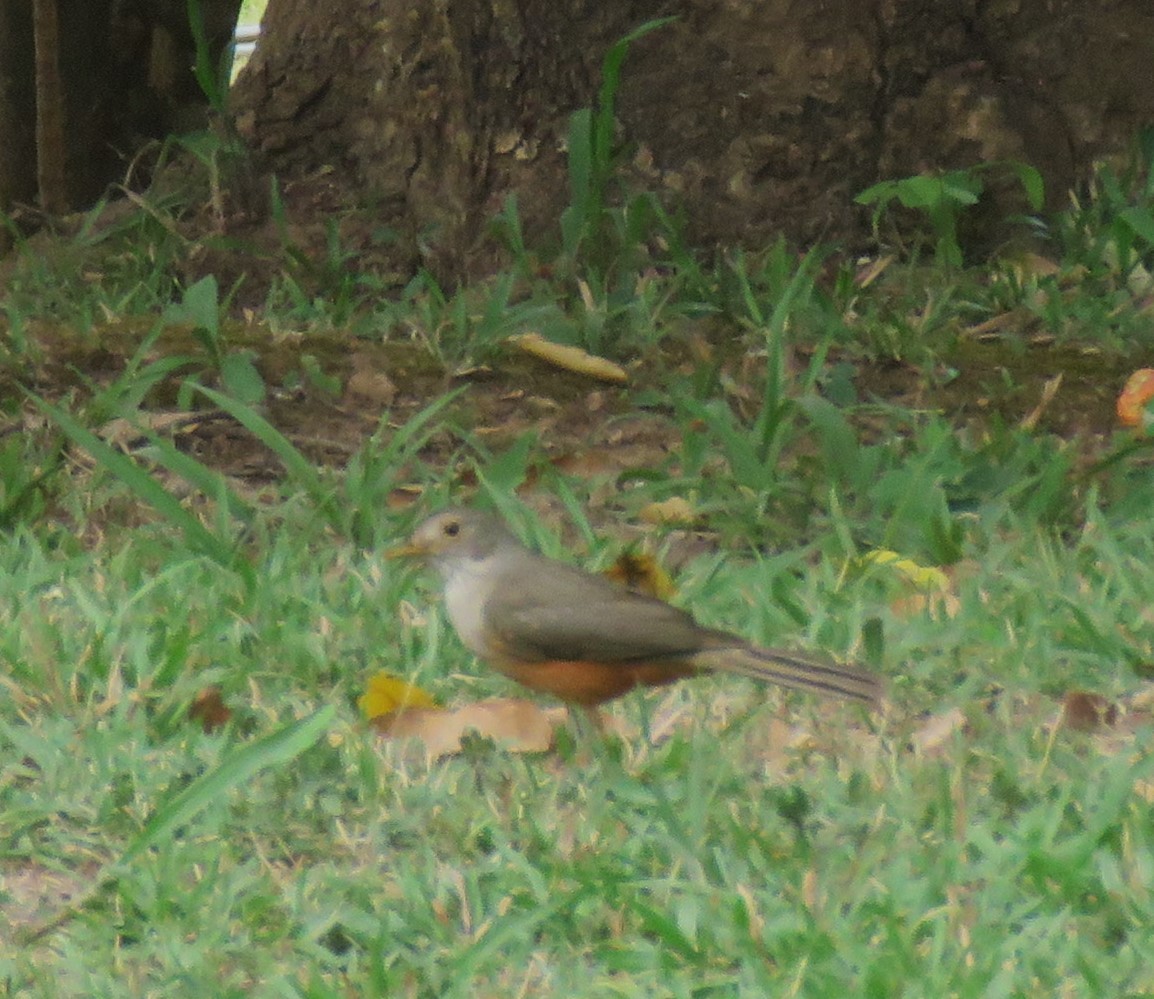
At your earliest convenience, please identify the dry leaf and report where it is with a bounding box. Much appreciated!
[1061,690,1118,732]
[99,410,220,449]
[385,486,423,510]
[909,707,968,755]
[963,309,1030,339]
[188,686,232,733]
[576,279,597,312]
[801,867,821,914]
[509,332,628,384]
[638,496,696,525]
[854,254,894,289]
[1117,368,1154,429]
[374,697,560,758]
[890,591,962,619]
[1006,251,1061,280]
[1019,373,1063,431]
[345,368,397,407]
[552,448,620,479]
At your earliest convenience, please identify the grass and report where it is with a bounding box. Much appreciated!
[3,58,1154,995]
[0,510,1152,994]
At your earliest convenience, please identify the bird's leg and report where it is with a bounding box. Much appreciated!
[555,703,608,763]
[572,704,605,733]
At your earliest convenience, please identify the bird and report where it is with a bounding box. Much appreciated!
[388,507,884,710]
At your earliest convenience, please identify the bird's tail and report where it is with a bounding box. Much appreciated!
[694,643,884,706]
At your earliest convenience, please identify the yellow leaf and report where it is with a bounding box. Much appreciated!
[358,672,437,721]
[603,551,676,600]
[859,549,950,592]
[638,496,696,525]
[509,332,628,384]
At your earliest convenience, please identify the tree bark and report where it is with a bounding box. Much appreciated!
[0,0,38,241]
[33,0,67,215]
[233,0,1154,279]
[0,0,242,222]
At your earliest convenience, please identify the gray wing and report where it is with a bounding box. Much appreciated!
[482,555,718,663]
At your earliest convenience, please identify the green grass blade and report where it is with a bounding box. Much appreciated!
[563,108,595,255]
[595,18,677,171]
[189,382,332,503]
[344,388,462,546]
[135,429,256,527]
[29,394,238,566]
[118,705,335,867]
[1009,161,1045,211]
[1120,204,1154,247]
[19,706,335,943]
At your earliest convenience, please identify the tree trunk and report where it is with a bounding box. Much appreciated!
[234,0,635,278]
[0,1,38,246]
[233,0,1154,279]
[0,0,242,225]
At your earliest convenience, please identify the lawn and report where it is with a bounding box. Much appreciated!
[1,53,1153,998]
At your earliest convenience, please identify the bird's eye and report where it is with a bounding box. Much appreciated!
[443,520,460,537]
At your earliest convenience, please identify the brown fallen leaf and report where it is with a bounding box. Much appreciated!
[854,254,894,289]
[189,686,232,733]
[638,496,696,525]
[890,591,962,620]
[1061,690,1118,732]
[551,447,621,479]
[98,409,232,451]
[1019,373,1063,431]
[1117,368,1154,430]
[385,486,423,510]
[908,707,968,755]
[345,368,398,407]
[374,697,562,758]
[1006,251,1061,281]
